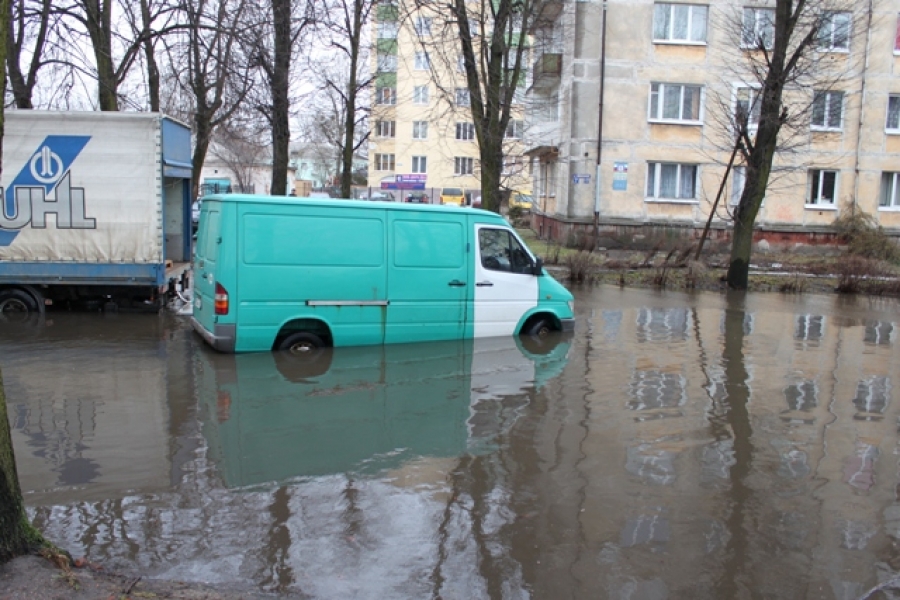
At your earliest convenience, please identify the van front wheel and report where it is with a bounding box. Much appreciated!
[523,318,554,340]
[279,332,326,355]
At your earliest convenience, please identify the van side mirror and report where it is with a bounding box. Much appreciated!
[532,257,543,276]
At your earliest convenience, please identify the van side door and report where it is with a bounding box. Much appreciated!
[385,212,469,343]
[472,225,539,338]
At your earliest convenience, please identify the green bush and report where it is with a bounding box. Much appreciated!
[833,210,900,263]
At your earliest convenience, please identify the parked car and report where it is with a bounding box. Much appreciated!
[509,192,533,211]
[405,192,429,203]
[368,192,395,201]
[440,187,465,206]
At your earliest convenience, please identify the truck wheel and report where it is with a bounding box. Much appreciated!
[0,289,40,320]
[279,332,326,355]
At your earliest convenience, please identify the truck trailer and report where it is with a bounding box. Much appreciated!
[0,111,193,316]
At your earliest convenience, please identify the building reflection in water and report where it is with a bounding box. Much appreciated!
[3,288,900,598]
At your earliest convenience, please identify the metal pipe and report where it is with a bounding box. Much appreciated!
[593,1,608,242]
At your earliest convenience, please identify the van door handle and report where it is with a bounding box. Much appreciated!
[476,281,493,287]
[448,280,467,287]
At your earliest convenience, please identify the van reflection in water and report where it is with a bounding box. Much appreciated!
[198,335,571,488]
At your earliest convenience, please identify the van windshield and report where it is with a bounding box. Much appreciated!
[442,188,463,195]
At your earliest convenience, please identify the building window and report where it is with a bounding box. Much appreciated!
[505,120,524,138]
[817,11,850,51]
[374,153,395,171]
[455,157,474,175]
[502,155,524,176]
[735,86,761,128]
[376,87,396,105]
[455,88,470,107]
[456,122,475,140]
[887,96,900,131]
[864,320,894,345]
[784,381,818,412]
[378,21,398,39]
[811,91,843,130]
[457,54,466,73]
[411,155,427,173]
[742,8,774,50]
[414,52,430,70]
[646,162,698,201]
[412,121,428,139]
[649,83,702,123]
[377,54,397,72]
[652,3,708,44]
[413,85,429,105]
[808,169,837,205]
[414,16,432,36]
[895,15,900,52]
[376,120,395,137]
[730,166,746,206]
[880,172,900,208]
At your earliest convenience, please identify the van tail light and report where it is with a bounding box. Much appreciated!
[214,282,229,315]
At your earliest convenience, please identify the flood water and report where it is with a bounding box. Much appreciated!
[3,286,900,599]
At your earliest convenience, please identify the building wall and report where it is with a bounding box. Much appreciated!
[369,2,532,200]
[527,0,900,244]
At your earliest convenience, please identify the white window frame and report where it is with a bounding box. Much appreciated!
[807,169,838,207]
[729,166,746,206]
[734,85,761,129]
[646,162,699,202]
[414,16,432,36]
[376,120,395,138]
[648,83,703,124]
[502,155,524,176]
[652,3,708,45]
[505,120,524,138]
[376,87,396,105]
[377,54,397,72]
[411,155,427,174]
[456,122,475,141]
[741,7,774,50]
[454,156,474,175]
[374,153,395,171]
[378,21,398,39]
[414,52,430,71]
[413,85,429,105]
[886,95,900,132]
[455,88,470,107]
[817,11,850,52]
[880,172,900,210]
[457,54,467,73]
[412,121,428,139]
[811,91,843,131]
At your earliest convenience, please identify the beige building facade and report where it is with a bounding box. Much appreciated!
[369,2,532,203]
[527,0,900,245]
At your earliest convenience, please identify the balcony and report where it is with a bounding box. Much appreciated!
[532,53,562,90]
[529,0,563,31]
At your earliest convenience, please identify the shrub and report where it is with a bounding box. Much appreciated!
[566,251,600,283]
[833,210,900,263]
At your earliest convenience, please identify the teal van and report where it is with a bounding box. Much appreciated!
[190,195,574,353]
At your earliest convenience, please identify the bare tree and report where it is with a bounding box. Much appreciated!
[121,0,177,112]
[316,0,375,198]
[245,0,315,196]
[6,0,54,108]
[168,0,255,199]
[210,125,269,193]
[718,0,861,289]
[409,0,537,212]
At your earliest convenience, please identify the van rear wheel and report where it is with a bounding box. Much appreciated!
[279,332,326,355]
[0,288,41,321]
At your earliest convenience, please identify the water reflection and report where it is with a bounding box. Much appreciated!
[3,288,900,598]
[199,337,571,487]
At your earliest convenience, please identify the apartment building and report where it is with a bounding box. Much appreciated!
[369,2,532,202]
[527,0,900,245]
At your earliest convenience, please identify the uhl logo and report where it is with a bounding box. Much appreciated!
[0,135,94,246]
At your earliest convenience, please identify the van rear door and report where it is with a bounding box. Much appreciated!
[385,212,469,343]
[193,203,221,331]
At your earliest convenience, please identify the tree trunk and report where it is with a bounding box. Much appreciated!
[140,0,160,112]
[0,367,42,562]
[81,0,118,110]
[192,115,212,200]
[269,0,291,196]
[340,0,363,199]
